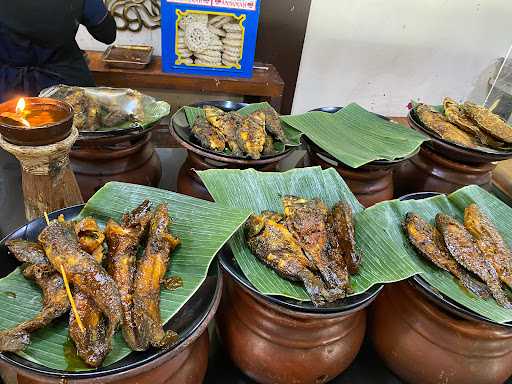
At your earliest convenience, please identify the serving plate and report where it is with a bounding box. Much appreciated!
[408,107,512,164]
[0,205,222,379]
[218,247,383,315]
[399,191,512,328]
[170,100,294,164]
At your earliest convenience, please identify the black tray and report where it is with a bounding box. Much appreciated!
[170,100,293,161]
[0,205,221,379]
[399,191,512,328]
[218,248,383,315]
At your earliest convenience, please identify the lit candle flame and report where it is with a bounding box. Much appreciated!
[16,98,26,115]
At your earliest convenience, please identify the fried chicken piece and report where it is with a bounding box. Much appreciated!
[436,213,511,308]
[464,204,512,290]
[0,240,69,352]
[416,103,478,148]
[403,213,490,298]
[105,201,152,351]
[132,204,181,349]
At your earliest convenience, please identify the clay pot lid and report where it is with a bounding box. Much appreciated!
[0,97,73,146]
[399,191,512,328]
[0,204,222,379]
[218,248,383,315]
[170,100,294,165]
[306,106,418,168]
[408,107,512,164]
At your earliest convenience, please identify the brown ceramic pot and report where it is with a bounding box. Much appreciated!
[393,146,496,196]
[217,268,381,384]
[305,147,395,207]
[70,132,161,200]
[370,281,512,384]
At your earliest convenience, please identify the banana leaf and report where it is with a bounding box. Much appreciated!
[357,184,512,324]
[0,182,251,370]
[182,102,302,147]
[281,103,428,168]
[198,167,421,301]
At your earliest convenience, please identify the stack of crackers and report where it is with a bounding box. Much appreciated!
[177,13,243,67]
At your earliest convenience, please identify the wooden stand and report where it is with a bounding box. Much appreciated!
[0,128,83,220]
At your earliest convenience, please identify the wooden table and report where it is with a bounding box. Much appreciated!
[87,50,285,111]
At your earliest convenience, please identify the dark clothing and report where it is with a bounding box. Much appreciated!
[0,0,116,102]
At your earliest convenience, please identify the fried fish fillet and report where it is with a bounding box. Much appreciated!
[463,102,512,143]
[328,202,360,275]
[416,103,477,148]
[436,213,511,308]
[191,117,226,152]
[0,240,69,352]
[133,204,181,349]
[403,213,490,298]
[245,213,343,305]
[464,204,512,289]
[282,196,348,293]
[105,201,152,351]
[218,111,243,155]
[237,111,266,159]
[203,105,225,129]
[262,107,285,142]
[38,221,124,344]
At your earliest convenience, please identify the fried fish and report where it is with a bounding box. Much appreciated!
[38,221,124,344]
[191,117,226,152]
[464,204,512,290]
[245,212,343,305]
[218,111,243,155]
[403,213,490,299]
[105,201,152,351]
[237,111,266,159]
[463,102,512,144]
[328,202,360,275]
[132,204,181,349]
[262,107,285,142]
[0,240,69,352]
[203,105,225,129]
[436,213,512,308]
[416,103,478,148]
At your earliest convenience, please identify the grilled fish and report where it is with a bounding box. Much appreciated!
[283,196,348,293]
[203,105,225,129]
[0,240,69,352]
[245,213,343,305]
[105,200,152,350]
[328,202,360,275]
[218,111,243,155]
[133,204,181,349]
[403,213,490,298]
[436,213,512,308]
[237,111,266,159]
[463,102,512,143]
[191,117,225,152]
[262,107,285,142]
[464,204,512,289]
[38,221,124,344]
[416,103,477,148]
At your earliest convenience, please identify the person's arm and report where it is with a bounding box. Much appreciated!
[82,0,116,44]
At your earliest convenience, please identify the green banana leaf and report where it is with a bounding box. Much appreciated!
[182,102,302,147]
[358,185,512,324]
[199,167,512,324]
[0,182,251,371]
[281,103,428,168]
[198,167,421,301]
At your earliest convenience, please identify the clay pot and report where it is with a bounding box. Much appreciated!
[393,146,496,196]
[70,132,161,200]
[370,281,512,384]
[305,146,395,207]
[216,259,382,384]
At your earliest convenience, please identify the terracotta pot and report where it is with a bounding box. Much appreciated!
[370,281,512,384]
[70,132,161,200]
[217,271,379,384]
[305,147,395,208]
[393,146,496,196]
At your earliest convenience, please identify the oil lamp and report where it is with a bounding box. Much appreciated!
[0,96,83,220]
